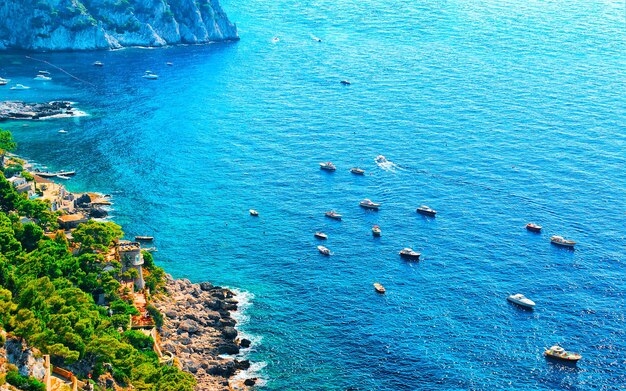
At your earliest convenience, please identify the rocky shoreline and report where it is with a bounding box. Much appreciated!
[153,275,257,390]
[0,101,87,121]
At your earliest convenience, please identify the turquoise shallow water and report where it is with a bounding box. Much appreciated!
[1,0,626,389]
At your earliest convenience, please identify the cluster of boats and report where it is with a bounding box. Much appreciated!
[34,70,52,81]
[525,223,576,248]
[1,70,52,90]
[317,159,440,294]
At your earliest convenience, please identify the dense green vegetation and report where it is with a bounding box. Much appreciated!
[0,129,195,390]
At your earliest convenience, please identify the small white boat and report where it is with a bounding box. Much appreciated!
[142,72,159,80]
[416,205,437,217]
[317,245,331,255]
[0,78,8,86]
[399,248,421,260]
[272,37,280,43]
[507,294,535,309]
[544,345,582,363]
[359,199,381,210]
[58,129,68,133]
[93,61,104,67]
[340,80,351,85]
[372,225,381,237]
[249,209,259,216]
[314,232,328,240]
[319,162,336,171]
[135,236,154,241]
[350,167,365,175]
[56,175,70,180]
[38,71,51,75]
[34,74,51,81]
[325,211,342,220]
[550,235,575,248]
[373,283,386,293]
[166,62,173,66]
[10,84,30,90]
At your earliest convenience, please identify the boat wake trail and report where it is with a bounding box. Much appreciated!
[374,155,403,172]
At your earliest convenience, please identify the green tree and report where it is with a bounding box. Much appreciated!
[72,221,123,253]
[0,128,17,159]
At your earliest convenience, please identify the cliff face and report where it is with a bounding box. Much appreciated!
[0,0,238,51]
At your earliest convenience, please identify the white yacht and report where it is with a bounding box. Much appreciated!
[34,74,52,81]
[507,294,536,309]
[10,84,30,90]
[359,199,381,209]
[143,71,159,80]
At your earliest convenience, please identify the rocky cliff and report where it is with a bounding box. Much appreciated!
[0,0,238,51]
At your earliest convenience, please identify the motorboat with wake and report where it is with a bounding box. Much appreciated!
[375,155,387,164]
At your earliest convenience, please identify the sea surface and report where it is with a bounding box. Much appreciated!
[1,0,626,389]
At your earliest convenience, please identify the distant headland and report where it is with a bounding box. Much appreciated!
[0,0,238,52]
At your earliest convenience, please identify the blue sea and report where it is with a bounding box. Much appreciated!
[1,0,625,389]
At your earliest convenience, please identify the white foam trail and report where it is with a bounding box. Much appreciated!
[374,155,402,172]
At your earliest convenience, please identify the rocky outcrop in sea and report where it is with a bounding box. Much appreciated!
[0,101,85,121]
[0,0,238,52]
[153,275,255,390]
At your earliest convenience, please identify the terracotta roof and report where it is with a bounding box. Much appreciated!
[33,175,53,184]
[57,213,86,223]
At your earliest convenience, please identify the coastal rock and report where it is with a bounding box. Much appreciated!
[244,378,257,386]
[179,319,199,333]
[239,338,251,348]
[0,0,238,52]
[222,327,237,340]
[154,275,249,390]
[0,101,83,121]
[207,360,237,378]
[217,342,239,355]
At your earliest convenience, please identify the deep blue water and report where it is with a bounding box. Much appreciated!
[1,0,626,389]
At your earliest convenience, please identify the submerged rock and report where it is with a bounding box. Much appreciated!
[0,0,238,52]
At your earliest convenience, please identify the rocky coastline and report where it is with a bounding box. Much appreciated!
[153,275,257,390]
[0,0,238,52]
[0,101,87,121]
